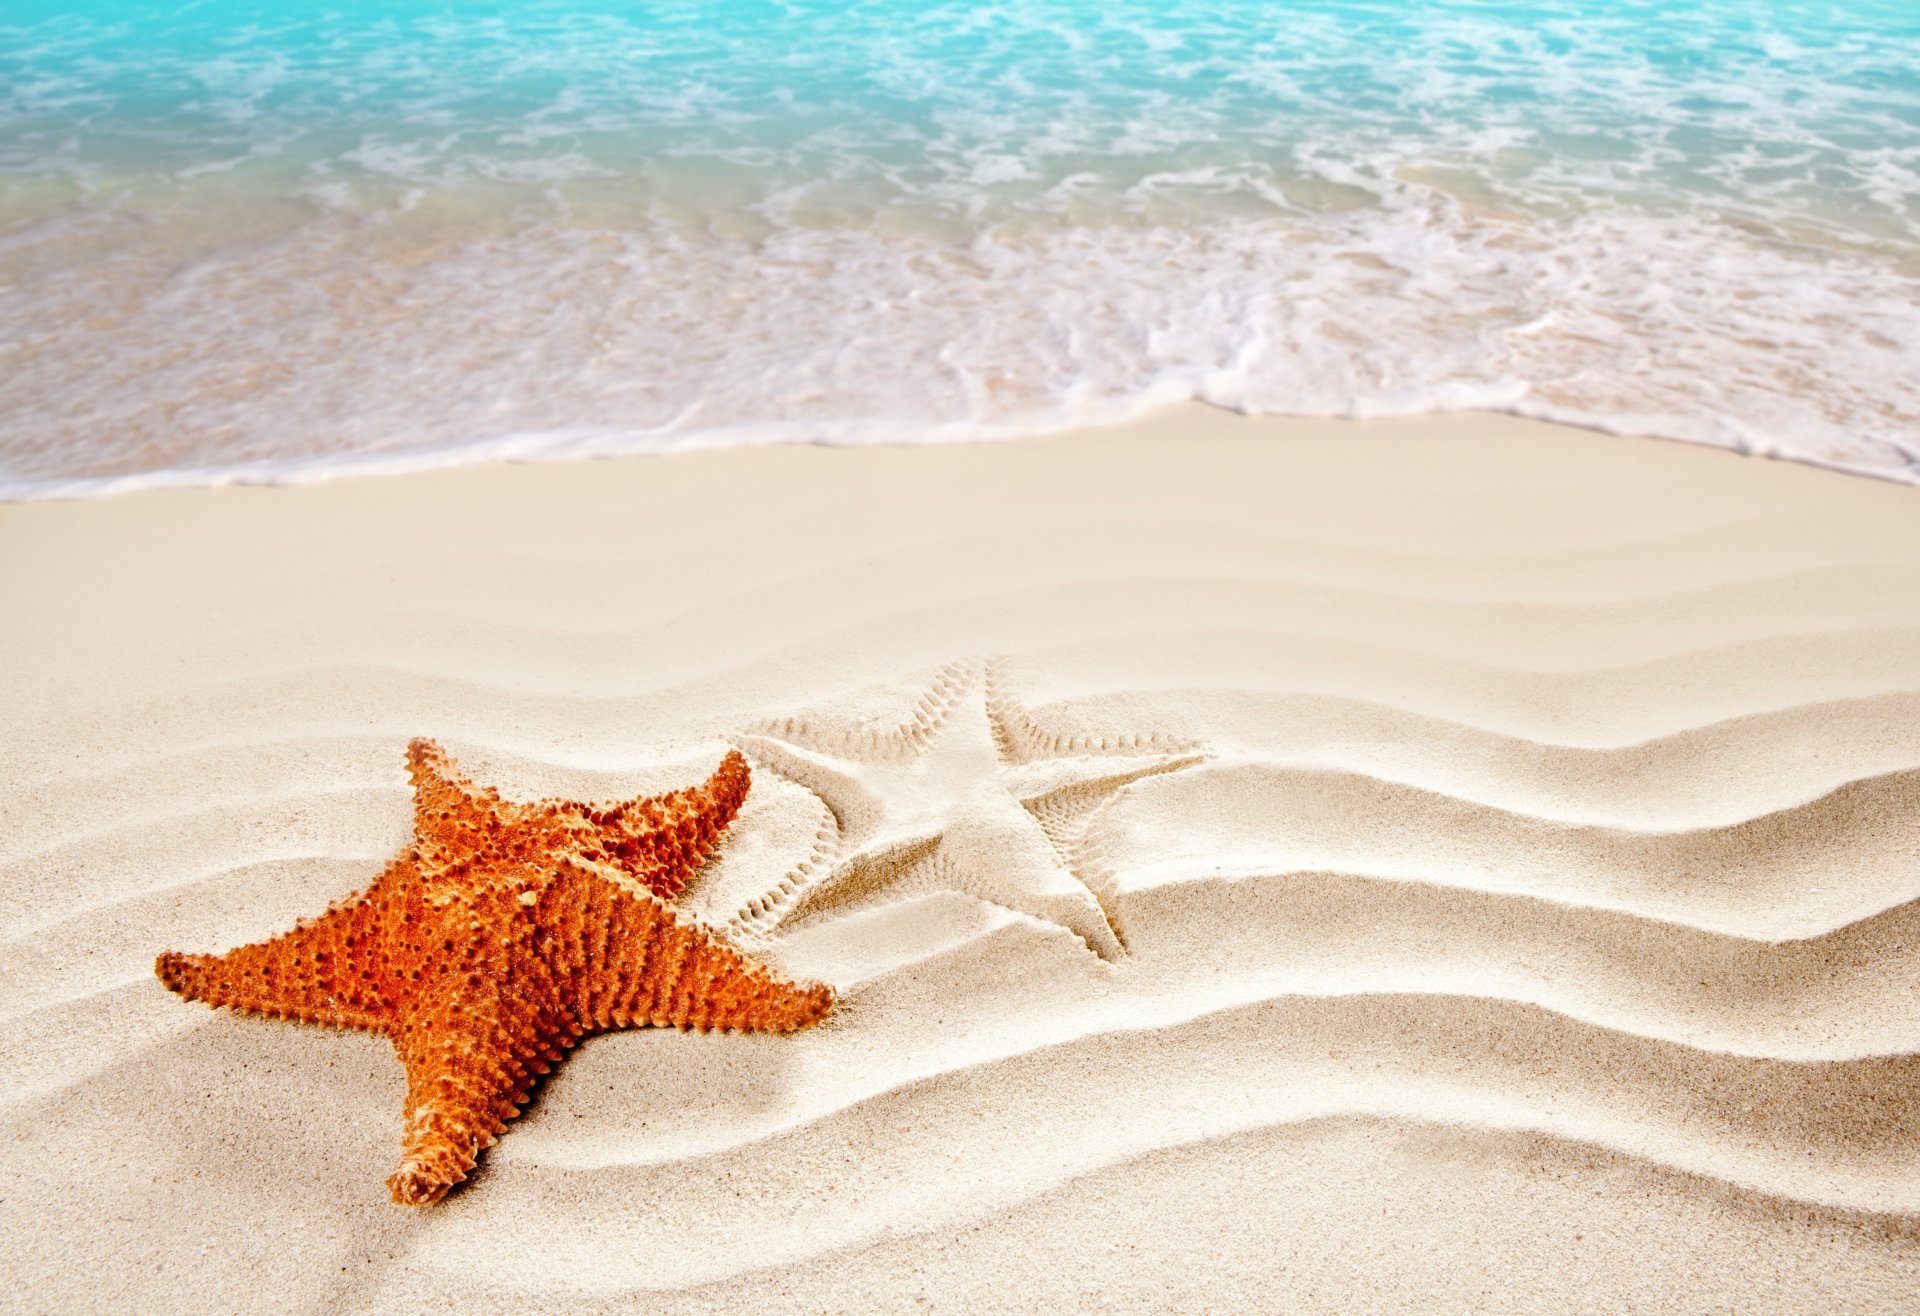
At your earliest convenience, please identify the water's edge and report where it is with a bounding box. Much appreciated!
[5,395,1913,504]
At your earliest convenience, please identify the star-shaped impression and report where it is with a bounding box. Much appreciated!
[736,661,1206,959]
[156,740,834,1205]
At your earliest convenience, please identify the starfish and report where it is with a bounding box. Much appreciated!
[156,740,834,1205]
[737,661,1206,958]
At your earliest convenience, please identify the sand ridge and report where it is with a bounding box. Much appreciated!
[0,409,1915,1311]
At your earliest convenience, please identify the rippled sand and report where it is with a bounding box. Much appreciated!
[1,409,1915,1311]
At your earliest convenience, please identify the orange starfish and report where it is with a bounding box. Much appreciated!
[156,740,834,1205]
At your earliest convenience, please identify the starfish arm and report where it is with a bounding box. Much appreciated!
[951,869,1124,960]
[604,748,753,900]
[736,734,883,839]
[1003,751,1207,811]
[937,815,1126,959]
[386,968,582,1205]
[155,884,395,1031]
[544,859,835,1035]
[781,834,943,927]
[406,737,487,820]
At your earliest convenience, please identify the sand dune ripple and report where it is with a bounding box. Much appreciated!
[2,412,1916,1311]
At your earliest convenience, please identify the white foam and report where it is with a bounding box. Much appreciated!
[1,199,1915,500]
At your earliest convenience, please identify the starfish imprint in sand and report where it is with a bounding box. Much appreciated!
[156,741,834,1205]
[735,660,1207,958]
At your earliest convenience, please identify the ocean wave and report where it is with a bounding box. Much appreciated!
[3,0,1918,495]
[1,202,1915,500]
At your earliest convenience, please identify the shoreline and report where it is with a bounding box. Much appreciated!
[3,399,1916,505]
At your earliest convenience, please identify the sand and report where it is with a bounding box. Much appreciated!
[1,407,1915,1312]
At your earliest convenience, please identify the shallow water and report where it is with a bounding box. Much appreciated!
[3,0,1917,494]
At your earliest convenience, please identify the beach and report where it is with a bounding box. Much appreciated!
[2,406,1915,1311]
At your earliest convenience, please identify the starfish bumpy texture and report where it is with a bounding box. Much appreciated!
[156,740,834,1205]
[736,661,1206,958]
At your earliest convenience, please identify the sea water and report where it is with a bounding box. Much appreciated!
[2,0,1916,495]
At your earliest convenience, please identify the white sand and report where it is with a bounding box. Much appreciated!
[1,407,1915,1312]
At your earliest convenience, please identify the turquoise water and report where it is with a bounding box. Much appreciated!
[3,1,1917,492]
